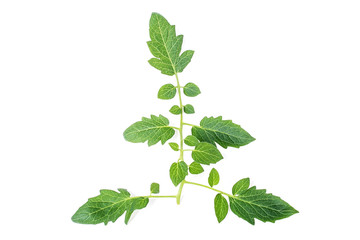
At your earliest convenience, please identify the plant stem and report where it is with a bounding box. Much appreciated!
[184,180,234,198]
[175,72,184,163]
[183,122,197,127]
[174,72,187,204]
[176,180,185,204]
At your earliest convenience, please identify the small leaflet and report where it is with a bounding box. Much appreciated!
[183,82,201,97]
[208,168,220,187]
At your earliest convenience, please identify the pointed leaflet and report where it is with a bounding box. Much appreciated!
[232,178,250,195]
[183,82,201,97]
[184,104,195,114]
[189,162,204,174]
[208,168,220,187]
[192,116,255,149]
[71,189,148,225]
[147,13,194,75]
[169,161,188,186]
[123,115,175,146]
[184,135,200,146]
[124,197,149,224]
[229,180,298,225]
[158,84,176,99]
[169,105,181,115]
[169,142,179,151]
[191,142,223,165]
[214,194,229,223]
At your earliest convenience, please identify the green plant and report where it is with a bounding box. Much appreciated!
[71,12,298,226]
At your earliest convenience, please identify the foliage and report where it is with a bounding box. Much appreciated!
[72,12,298,226]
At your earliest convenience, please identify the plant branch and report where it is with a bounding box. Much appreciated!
[184,180,234,198]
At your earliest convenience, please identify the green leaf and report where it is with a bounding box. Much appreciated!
[158,84,176,99]
[124,197,149,224]
[183,104,195,114]
[208,168,220,187]
[169,161,188,186]
[123,115,175,146]
[183,82,201,97]
[229,183,299,225]
[184,135,199,146]
[191,142,223,165]
[176,50,194,73]
[71,189,149,225]
[232,178,250,195]
[192,116,255,149]
[168,142,179,151]
[214,194,228,223]
[189,162,204,174]
[147,13,194,75]
[150,183,160,194]
[169,105,182,115]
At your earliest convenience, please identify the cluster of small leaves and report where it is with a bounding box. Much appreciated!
[71,12,298,226]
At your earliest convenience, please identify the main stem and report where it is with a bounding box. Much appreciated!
[175,72,186,205]
[175,73,184,163]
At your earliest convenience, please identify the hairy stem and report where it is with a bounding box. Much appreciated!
[184,180,234,198]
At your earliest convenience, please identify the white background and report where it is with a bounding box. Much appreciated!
[1,0,359,239]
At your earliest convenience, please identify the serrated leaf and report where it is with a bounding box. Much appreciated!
[147,13,194,75]
[214,194,228,223]
[192,116,255,149]
[208,168,220,187]
[232,178,250,195]
[184,135,199,146]
[123,115,175,146]
[184,104,195,114]
[191,142,223,165]
[150,183,160,194]
[71,189,149,225]
[183,82,201,97]
[169,161,188,186]
[229,183,298,225]
[169,142,179,151]
[158,84,176,99]
[169,105,181,115]
[189,162,204,174]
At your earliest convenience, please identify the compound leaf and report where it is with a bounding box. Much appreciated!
[208,168,220,187]
[191,142,223,165]
[71,189,148,225]
[229,182,298,225]
[147,13,194,75]
[192,116,255,149]
[214,194,228,223]
[189,162,204,174]
[123,115,175,146]
[169,161,188,186]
